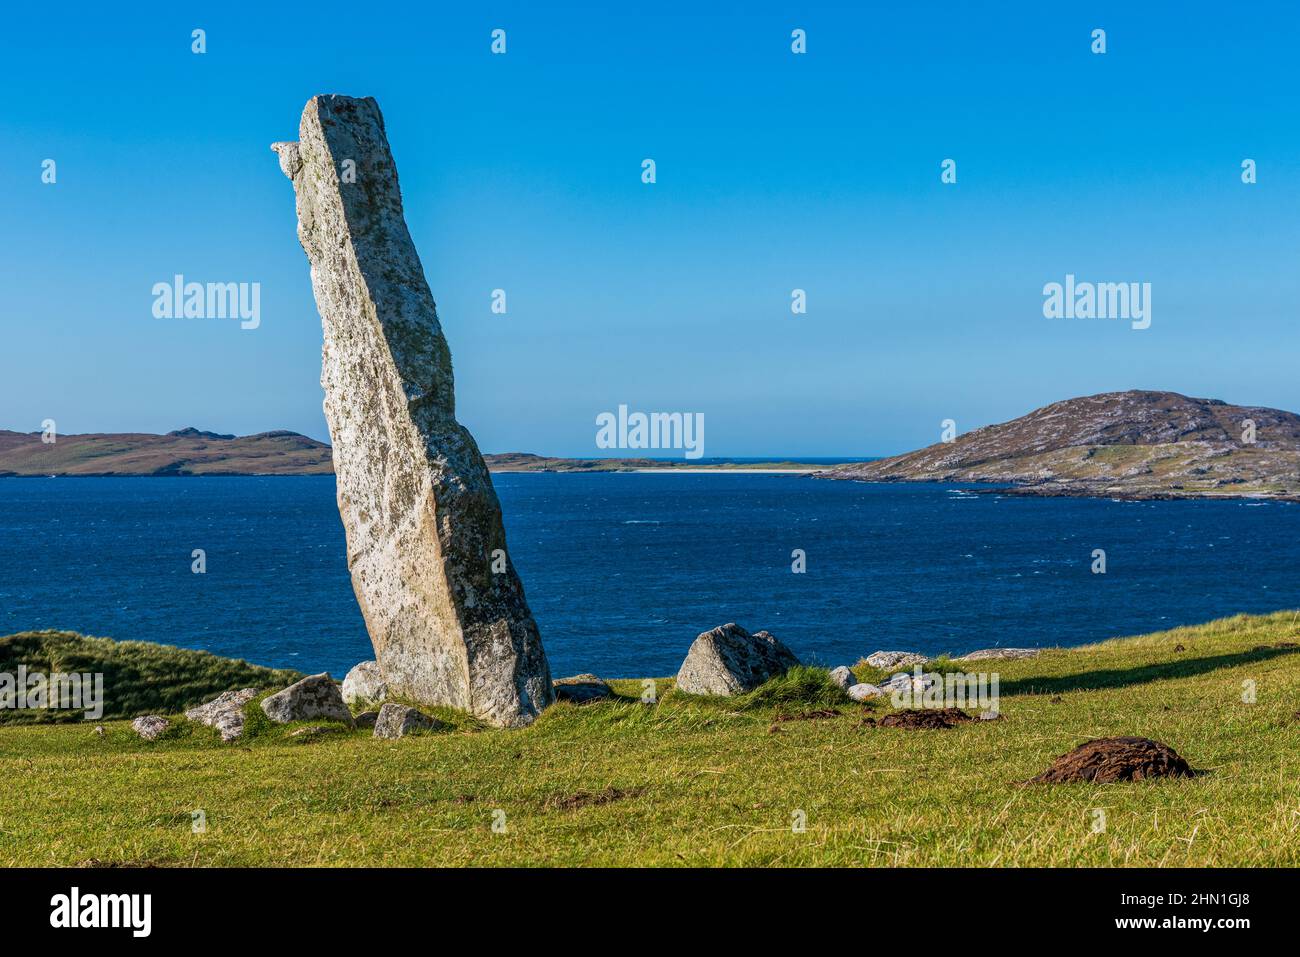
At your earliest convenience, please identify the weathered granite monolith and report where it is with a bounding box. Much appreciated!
[272,94,552,727]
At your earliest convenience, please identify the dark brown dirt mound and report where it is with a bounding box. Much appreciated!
[878,708,972,729]
[1026,737,1198,784]
[774,708,841,722]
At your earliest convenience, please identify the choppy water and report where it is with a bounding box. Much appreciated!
[2,474,1298,678]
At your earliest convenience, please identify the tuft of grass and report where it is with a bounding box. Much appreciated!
[920,655,967,675]
[736,665,850,710]
[666,665,849,712]
[851,661,889,685]
[0,630,301,723]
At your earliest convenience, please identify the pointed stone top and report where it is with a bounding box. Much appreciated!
[270,141,301,179]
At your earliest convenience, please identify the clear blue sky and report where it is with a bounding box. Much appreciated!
[3,1,1298,456]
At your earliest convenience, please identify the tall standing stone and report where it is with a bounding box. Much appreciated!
[271,94,552,727]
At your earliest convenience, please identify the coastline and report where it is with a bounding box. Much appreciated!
[0,466,832,478]
[7,470,1297,496]
[816,471,1300,504]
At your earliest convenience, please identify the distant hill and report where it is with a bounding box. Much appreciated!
[0,430,831,476]
[0,428,333,476]
[821,390,1300,501]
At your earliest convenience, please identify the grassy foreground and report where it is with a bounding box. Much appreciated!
[2,611,1300,866]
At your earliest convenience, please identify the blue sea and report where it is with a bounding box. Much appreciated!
[3,474,1298,678]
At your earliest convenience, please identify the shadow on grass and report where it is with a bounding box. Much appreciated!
[1000,645,1300,697]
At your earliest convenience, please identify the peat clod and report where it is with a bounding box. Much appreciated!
[878,708,972,729]
[1026,736,1198,784]
[773,708,841,723]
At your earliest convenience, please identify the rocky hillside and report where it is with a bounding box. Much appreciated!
[822,391,1300,500]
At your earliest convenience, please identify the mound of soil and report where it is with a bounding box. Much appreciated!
[878,708,972,729]
[1026,737,1197,784]
[773,708,841,723]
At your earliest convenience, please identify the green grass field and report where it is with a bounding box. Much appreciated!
[2,611,1300,867]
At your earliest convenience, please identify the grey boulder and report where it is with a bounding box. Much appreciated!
[131,715,169,741]
[864,650,929,670]
[828,666,856,690]
[261,673,354,727]
[847,683,884,701]
[342,660,388,707]
[958,648,1041,661]
[675,623,801,696]
[553,674,613,703]
[186,688,259,742]
[883,672,940,696]
[373,703,444,739]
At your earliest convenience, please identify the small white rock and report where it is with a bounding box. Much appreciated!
[186,688,259,742]
[847,683,884,701]
[882,673,912,691]
[131,715,169,741]
[828,666,855,690]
